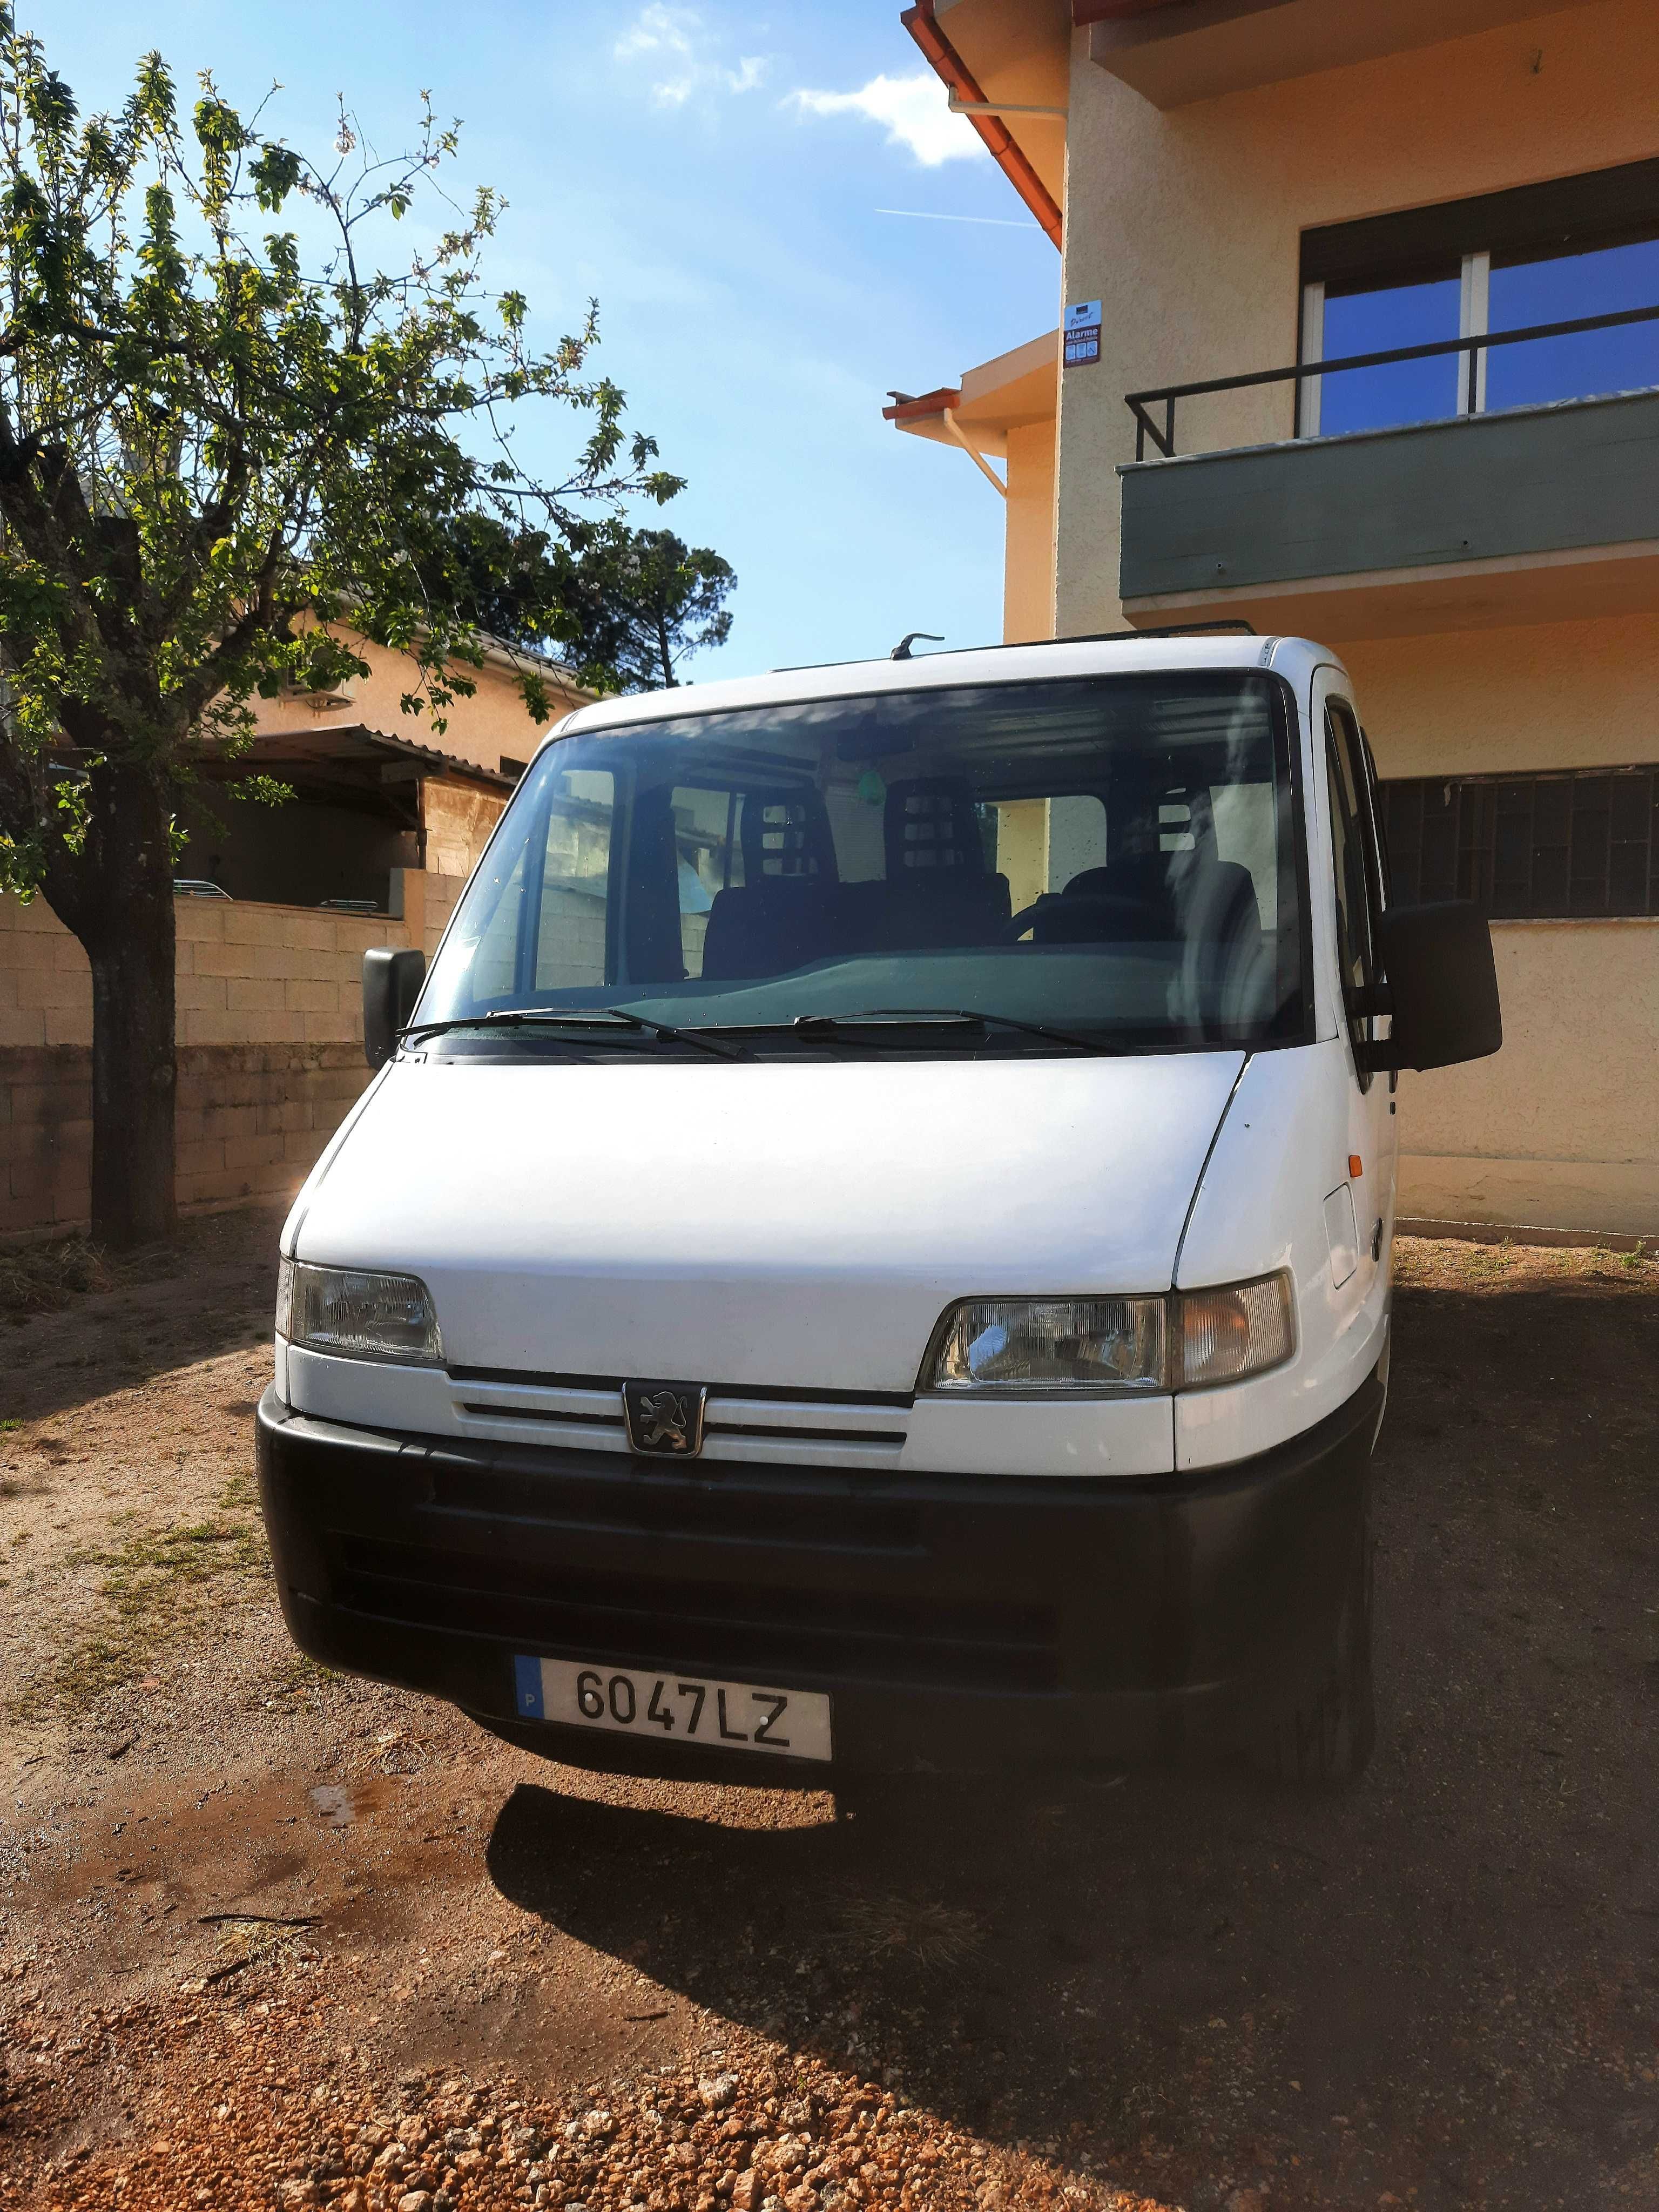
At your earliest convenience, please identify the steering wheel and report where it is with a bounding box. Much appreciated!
[1001,892,1155,945]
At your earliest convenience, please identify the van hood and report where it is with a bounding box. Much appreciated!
[294,1052,1244,1394]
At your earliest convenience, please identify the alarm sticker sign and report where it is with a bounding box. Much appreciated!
[1064,299,1102,366]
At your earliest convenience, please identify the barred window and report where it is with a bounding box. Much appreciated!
[1376,769,1659,919]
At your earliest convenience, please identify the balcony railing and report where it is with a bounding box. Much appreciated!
[1124,302,1659,461]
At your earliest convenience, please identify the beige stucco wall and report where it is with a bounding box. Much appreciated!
[1341,611,1659,776]
[1004,418,1059,642]
[1054,0,1659,636]
[248,628,581,779]
[1341,610,1659,1235]
[1397,920,1659,1234]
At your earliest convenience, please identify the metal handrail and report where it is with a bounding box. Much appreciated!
[1124,300,1659,460]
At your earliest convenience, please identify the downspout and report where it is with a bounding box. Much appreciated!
[901,1,1064,248]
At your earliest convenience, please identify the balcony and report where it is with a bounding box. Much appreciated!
[1116,308,1659,640]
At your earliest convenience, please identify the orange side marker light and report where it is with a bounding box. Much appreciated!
[1348,1154,1364,1178]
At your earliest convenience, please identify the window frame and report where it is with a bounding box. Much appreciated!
[1297,158,1659,437]
[1324,699,1386,1090]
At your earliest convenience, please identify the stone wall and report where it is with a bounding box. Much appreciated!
[0,868,466,1242]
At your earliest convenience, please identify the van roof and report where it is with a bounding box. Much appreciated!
[551,632,1338,747]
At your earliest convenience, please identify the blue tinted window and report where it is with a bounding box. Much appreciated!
[1487,238,1659,410]
[1319,278,1461,434]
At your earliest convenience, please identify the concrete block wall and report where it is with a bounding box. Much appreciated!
[0,873,467,1240]
[0,892,93,1049]
[0,1047,91,1235]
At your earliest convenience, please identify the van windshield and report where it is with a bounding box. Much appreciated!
[416,672,1309,1054]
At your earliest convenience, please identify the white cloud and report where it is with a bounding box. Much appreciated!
[788,71,986,168]
[615,5,768,109]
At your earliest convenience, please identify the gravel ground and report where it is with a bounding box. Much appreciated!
[2,1211,1657,2212]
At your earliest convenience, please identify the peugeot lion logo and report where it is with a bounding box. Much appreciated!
[623,1379,709,1458]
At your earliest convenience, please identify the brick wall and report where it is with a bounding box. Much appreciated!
[0,869,467,1241]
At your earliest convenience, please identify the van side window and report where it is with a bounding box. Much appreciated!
[1326,702,1381,1083]
[534,768,615,992]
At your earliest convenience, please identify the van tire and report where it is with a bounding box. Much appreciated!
[1252,1528,1375,1785]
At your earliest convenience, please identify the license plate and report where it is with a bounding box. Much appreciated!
[514,1656,833,1763]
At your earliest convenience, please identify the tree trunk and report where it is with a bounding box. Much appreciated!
[86,880,178,1247]
[53,761,179,1249]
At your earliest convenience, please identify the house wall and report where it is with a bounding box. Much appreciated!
[1055,0,1659,633]
[1344,610,1659,1235]
[1395,919,1658,1232]
[1004,417,1060,642]
[1040,0,1659,1237]
[0,872,466,1240]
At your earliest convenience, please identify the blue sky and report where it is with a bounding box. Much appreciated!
[62,0,1062,681]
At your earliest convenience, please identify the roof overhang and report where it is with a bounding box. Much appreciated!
[1087,0,1591,110]
[203,724,515,815]
[902,0,1070,245]
[884,331,1059,457]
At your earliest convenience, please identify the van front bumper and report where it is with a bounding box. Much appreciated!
[255,1375,1379,1779]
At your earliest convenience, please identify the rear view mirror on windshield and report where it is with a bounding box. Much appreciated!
[1365,900,1502,1071]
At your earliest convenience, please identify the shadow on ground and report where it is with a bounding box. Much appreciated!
[484,1263,1659,2209]
[0,1206,285,1425]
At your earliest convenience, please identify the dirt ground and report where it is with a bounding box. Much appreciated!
[2,1209,1657,2212]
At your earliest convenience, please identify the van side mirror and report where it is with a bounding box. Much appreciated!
[1364,900,1501,1073]
[362,948,427,1070]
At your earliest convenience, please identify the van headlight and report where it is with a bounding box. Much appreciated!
[922,1274,1292,1394]
[276,1258,443,1364]
[926,1296,1169,1393]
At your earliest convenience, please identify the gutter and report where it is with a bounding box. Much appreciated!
[883,384,963,426]
[900,1,1064,248]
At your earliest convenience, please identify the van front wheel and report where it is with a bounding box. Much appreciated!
[1250,1528,1375,1785]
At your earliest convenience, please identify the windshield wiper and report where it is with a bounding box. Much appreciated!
[845,1007,1118,1053]
[397,1008,750,1062]
[697,1007,1117,1055]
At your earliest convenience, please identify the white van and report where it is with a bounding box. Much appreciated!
[258,634,1500,1785]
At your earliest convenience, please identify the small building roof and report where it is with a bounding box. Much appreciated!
[204,723,516,800]
[885,329,1057,458]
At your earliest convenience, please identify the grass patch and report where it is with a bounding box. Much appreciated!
[1396,1235,1659,1292]
[269,1648,340,1696]
[838,1891,982,1968]
[1462,1240,1518,1277]
[0,1235,117,1320]
[21,1516,269,1716]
